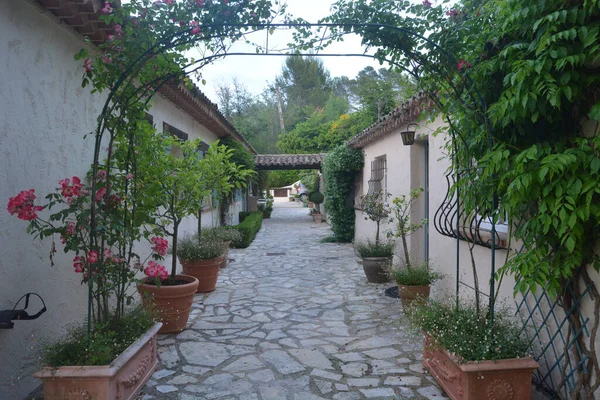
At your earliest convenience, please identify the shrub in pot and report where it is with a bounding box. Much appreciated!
[356,190,393,282]
[177,235,227,293]
[309,191,325,223]
[390,188,437,304]
[355,239,394,283]
[405,300,538,400]
[391,263,441,306]
[258,202,273,218]
[202,226,242,268]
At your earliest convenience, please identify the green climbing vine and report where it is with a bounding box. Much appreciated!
[322,145,364,242]
[309,0,600,397]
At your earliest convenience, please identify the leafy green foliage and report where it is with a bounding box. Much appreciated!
[390,188,427,270]
[201,226,243,244]
[309,192,325,205]
[176,235,226,261]
[316,0,600,294]
[392,264,441,286]
[350,66,418,121]
[405,300,529,362]
[322,145,364,242]
[231,212,264,248]
[42,309,154,367]
[355,239,395,258]
[360,190,392,244]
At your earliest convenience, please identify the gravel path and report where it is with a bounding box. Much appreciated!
[141,203,446,400]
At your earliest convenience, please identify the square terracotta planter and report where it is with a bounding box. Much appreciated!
[34,322,162,400]
[423,335,538,400]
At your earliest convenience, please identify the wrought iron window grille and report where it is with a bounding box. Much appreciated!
[433,169,508,249]
[367,157,387,196]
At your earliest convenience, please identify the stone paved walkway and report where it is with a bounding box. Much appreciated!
[141,203,447,400]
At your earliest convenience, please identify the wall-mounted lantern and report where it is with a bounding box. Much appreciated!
[0,293,47,329]
[400,123,418,146]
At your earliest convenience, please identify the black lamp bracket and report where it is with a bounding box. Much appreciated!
[0,293,47,329]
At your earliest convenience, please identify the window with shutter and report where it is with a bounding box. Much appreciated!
[368,156,387,195]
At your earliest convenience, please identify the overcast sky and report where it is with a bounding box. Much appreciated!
[195,0,384,101]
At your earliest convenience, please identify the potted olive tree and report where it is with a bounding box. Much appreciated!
[356,190,393,283]
[390,188,439,304]
[137,137,241,333]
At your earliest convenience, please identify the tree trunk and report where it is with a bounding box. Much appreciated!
[171,220,180,278]
[401,233,411,269]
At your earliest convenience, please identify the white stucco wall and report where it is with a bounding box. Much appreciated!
[0,1,241,397]
[354,115,519,300]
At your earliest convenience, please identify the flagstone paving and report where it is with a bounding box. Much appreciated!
[140,203,447,400]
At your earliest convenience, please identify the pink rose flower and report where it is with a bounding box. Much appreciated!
[125,173,134,180]
[104,248,112,258]
[158,265,169,280]
[457,59,471,71]
[88,250,98,264]
[66,222,76,235]
[144,263,159,278]
[114,24,123,36]
[102,2,113,14]
[151,237,169,256]
[422,0,432,7]
[73,256,84,273]
[95,187,107,202]
[9,190,42,220]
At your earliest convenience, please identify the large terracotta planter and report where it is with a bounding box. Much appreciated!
[361,257,391,283]
[423,335,539,400]
[181,257,224,293]
[397,282,431,306]
[137,275,198,334]
[34,322,162,400]
[312,213,323,223]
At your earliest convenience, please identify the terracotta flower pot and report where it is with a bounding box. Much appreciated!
[137,275,198,334]
[361,257,391,283]
[312,213,323,223]
[180,256,224,293]
[34,322,162,400]
[423,335,539,400]
[397,282,431,306]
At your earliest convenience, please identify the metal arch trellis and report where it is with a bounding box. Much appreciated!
[85,12,599,397]
[86,13,519,392]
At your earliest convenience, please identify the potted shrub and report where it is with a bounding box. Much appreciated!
[405,300,538,400]
[202,226,242,268]
[355,239,394,283]
[309,191,325,223]
[259,202,273,218]
[356,190,393,282]
[390,188,437,304]
[390,263,440,306]
[176,235,227,293]
[8,168,162,399]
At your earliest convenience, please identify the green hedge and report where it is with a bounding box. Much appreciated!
[239,211,253,223]
[232,211,263,248]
